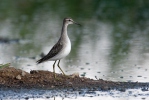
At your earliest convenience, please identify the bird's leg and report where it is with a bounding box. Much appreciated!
[53,60,57,78]
[57,60,66,75]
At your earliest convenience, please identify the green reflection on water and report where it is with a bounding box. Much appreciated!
[0,0,149,81]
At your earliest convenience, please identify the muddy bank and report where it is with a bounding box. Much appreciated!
[0,67,149,91]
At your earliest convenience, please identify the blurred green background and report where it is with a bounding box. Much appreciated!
[0,0,149,82]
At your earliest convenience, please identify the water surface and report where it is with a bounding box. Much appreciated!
[0,88,149,100]
[0,0,149,83]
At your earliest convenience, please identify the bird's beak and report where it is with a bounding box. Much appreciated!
[73,21,81,26]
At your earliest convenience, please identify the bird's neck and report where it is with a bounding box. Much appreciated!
[60,23,69,39]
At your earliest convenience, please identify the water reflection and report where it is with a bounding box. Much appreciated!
[0,88,148,100]
[0,0,149,82]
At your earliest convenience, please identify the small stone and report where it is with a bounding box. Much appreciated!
[71,73,79,78]
[51,85,55,88]
[16,75,21,80]
[21,71,26,76]
[81,79,84,82]
[68,82,73,85]
[30,70,39,74]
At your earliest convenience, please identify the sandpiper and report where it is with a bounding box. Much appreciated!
[37,18,80,77]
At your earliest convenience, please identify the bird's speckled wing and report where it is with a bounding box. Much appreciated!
[37,41,63,64]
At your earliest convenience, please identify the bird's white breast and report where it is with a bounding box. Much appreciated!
[62,38,71,57]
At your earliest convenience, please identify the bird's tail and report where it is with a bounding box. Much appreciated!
[36,59,43,64]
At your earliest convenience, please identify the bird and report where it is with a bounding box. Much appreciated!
[37,18,80,77]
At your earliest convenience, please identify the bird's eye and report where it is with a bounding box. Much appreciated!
[68,19,71,21]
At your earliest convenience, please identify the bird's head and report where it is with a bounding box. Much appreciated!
[63,18,81,26]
